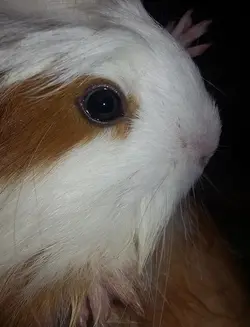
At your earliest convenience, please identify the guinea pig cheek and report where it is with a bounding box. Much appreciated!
[0,75,138,183]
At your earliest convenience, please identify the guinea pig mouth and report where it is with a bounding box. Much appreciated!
[199,155,210,167]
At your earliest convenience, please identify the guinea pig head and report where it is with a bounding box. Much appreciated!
[0,1,221,292]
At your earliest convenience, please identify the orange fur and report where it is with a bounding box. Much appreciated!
[0,270,88,327]
[0,76,138,182]
[110,205,250,326]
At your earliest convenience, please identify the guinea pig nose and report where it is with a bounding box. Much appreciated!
[199,155,210,167]
[187,138,216,167]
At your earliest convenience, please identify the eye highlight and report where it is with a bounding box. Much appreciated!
[76,83,126,125]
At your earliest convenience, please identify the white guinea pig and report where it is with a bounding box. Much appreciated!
[0,1,221,326]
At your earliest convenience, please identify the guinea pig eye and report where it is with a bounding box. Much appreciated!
[76,84,126,125]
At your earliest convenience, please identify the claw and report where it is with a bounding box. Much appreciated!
[168,9,212,57]
[171,9,193,38]
[178,20,212,47]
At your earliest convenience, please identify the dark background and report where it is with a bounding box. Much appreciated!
[143,1,248,283]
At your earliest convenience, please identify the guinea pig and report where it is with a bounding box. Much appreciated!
[0,1,221,326]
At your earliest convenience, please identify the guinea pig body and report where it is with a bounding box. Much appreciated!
[0,1,221,325]
[109,205,250,327]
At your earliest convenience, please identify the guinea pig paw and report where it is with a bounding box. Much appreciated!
[78,298,91,327]
[77,275,142,326]
[167,9,212,57]
[78,283,111,327]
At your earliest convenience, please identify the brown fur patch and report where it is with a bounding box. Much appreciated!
[110,205,250,327]
[0,76,138,182]
[0,271,88,327]
[0,261,141,327]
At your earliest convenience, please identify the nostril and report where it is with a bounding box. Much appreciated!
[199,155,210,167]
[186,139,216,167]
[181,134,218,167]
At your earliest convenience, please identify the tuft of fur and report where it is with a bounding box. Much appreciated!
[0,1,221,325]
[108,204,250,327]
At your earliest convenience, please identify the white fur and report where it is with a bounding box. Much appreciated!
[0,0,221,295]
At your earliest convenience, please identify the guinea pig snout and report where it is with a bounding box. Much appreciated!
[178,106,221,169]
[198,155,210,168]
[183,137,218,168]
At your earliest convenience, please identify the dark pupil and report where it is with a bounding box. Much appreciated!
[85,87,122,123]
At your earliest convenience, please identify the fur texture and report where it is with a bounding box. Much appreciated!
[108,205,250,326]
[0,0,221,325]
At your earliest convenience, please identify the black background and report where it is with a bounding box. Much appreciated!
[143,1,248,282]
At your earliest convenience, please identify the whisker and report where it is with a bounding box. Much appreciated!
[197,176,205,193]
[158,221,173,327]
[13,174,29,259]
[202,77,226,96]
[202,173,221,195]
[179,200,188,241]
[32,170,43,248]
[152,225,166,327]
[191,185,197,205]
[182,197,193,243]
[218,144,230,149]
